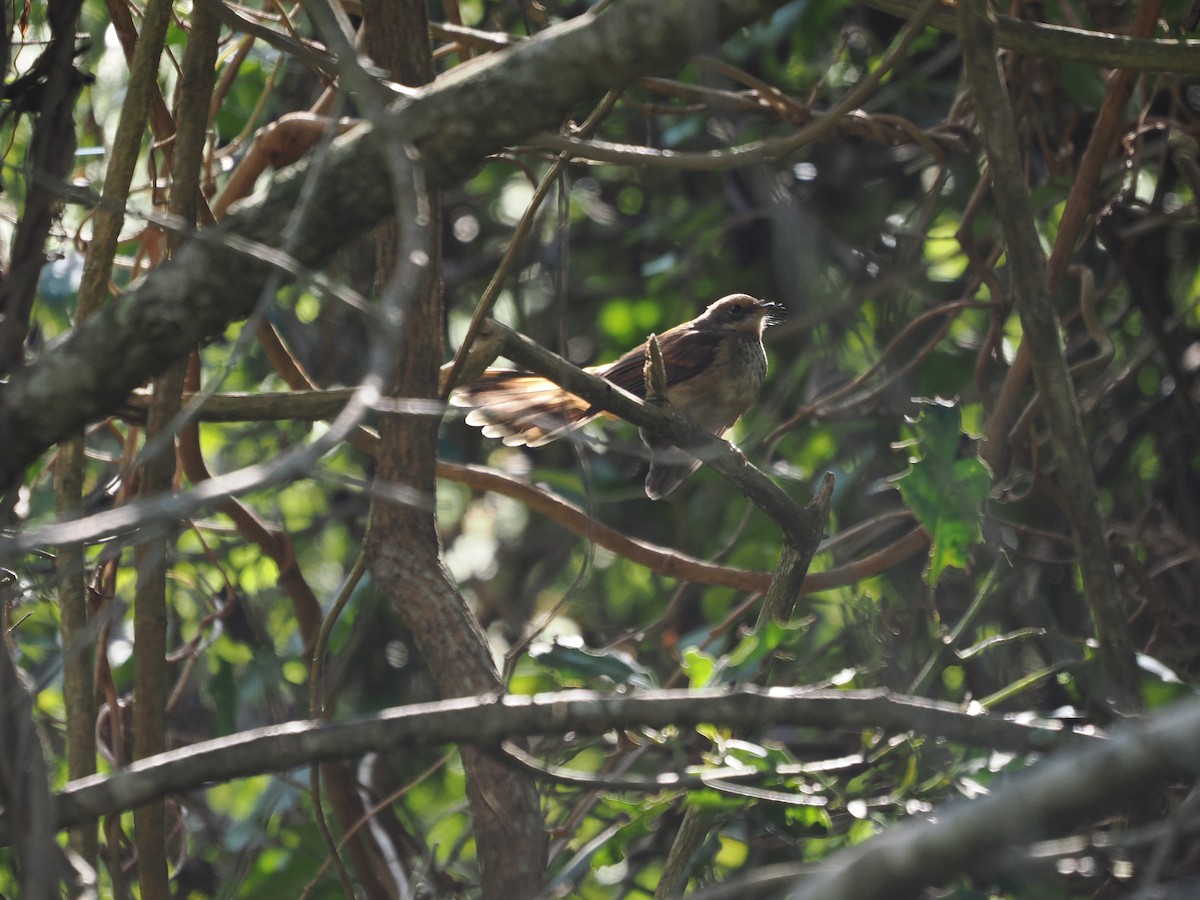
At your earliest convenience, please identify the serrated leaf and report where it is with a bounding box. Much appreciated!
[893,399,990,586]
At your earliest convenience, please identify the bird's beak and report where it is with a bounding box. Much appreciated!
[758,300,786,326]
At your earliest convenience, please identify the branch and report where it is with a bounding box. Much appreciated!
[0,612,63,893]
[195,0,337,78]
[490,315,835,623]
[957,0,1140,711]
[980,0,1165,478]
[864,0,1200,73]
[442,460,774,591]
[0,0,89,375]
[525,0,941,172]
[482,320,823,545]
[789,698,1200,899]
[0,0,798,489]
[0,686,1100,844]
[430,7,1200,80]
[121,391,930,592]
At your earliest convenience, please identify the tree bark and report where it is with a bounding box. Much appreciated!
[360,1,547,896]
[0,0,797,490]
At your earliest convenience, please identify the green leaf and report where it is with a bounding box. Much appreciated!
[681,647,718,689]
[892,399,990,586]
[977,663,1066,709]
[722,619,808,682]
[1058,60,1106,107]
[530,639,657,689]
[685,788,736,811]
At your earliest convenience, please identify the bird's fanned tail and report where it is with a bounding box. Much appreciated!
[449,371,595,447]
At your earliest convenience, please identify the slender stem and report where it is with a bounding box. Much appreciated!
[957,0,1141,712]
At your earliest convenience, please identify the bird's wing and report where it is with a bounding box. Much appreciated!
[598,326,722,398]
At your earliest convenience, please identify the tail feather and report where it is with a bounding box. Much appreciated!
[451,370,595,447]
[641,428,703,500]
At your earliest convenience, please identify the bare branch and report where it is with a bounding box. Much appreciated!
[0,686,1103,844]
[789,698,1200,899]
[957,0,1140,711]
[120,390,929,592]
[525,0,940,172]
[864,0,1200,73]
[0,0,798,490]
[482,320,822,544]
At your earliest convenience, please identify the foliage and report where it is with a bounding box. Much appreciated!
[1,0,1199,897]
[892,399,989,587]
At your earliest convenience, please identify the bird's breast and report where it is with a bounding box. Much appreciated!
[667,334,767,432]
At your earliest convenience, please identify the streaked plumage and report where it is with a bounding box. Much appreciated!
[451,294,783,498]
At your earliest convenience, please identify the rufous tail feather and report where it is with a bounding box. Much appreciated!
[450,370,596,447]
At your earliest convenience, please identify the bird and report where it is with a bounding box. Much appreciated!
[451,294,784,499]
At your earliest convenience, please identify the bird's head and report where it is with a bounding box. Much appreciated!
[699,294,786,335]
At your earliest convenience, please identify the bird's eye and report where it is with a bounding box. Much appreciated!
[729,304,744,317]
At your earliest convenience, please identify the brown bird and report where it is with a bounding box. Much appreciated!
[451,294,784,499]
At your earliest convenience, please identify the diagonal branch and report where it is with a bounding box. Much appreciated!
[0,0,796,490]
[481,320,824,545]
[864,0,1200,73]
[789,697,1200,899]
[467,320,834,630]
[122,388,928,592]
[957,0,1140,712]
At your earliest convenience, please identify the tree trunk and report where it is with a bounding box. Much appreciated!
[361,2,547,897]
